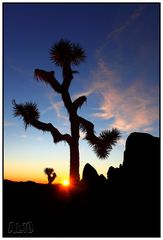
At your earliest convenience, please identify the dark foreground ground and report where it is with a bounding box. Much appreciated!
[3,132,160,237]
[3,178,160,237]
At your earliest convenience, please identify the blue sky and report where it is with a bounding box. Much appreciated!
[4,3,160,183]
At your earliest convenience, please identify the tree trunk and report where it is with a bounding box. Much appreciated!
[70,141,80,186]
[69,114,80,186]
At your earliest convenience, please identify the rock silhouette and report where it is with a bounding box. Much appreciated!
[107,132,160,236]
[81,163,108,193]
[80,132,160,236]
[81,163,99,185]
[123,132,159,179]
[107,132,160,185]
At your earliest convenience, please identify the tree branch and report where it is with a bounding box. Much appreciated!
[72,96,87,111]
[34,69,62,93]
[62,64,73,90]
[79,116,121,159]
[62,63,79,90]
[78,116,98,142]
[12,100,71,145]
[31,120,72,144]
[61,89,73,114]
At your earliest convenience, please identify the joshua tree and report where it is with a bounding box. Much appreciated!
[44,168,57,185]
[13,39,120,186]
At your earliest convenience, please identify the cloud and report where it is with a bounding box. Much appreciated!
[79,130,86,140]
[20,134,28,139]
[97,5,145,56]
[7,58,32,78]
[91,59,159,134]
[20,134,43,142]
[4,121,16,127]
[93,4,159,136]
[72,88,95,101]
[10,64,26,75]
[72,59,119,104]
[51,101,68,122]
[107,5,145,40]
[118,138,126,146]
[72,74,108,101]
[41,92,68,125]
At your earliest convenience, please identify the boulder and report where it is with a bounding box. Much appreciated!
[122,132,160,234]
[81,163,99,185]
[123,132,160,183]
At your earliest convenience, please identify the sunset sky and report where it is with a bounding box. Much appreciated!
[4,3,160,184]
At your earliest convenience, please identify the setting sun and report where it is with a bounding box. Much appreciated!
[62,180,70,186]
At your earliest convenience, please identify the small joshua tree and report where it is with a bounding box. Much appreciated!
[44,168,57,185]
[13,39,121,186]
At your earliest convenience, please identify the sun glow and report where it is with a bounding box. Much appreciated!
[62,179,70,186]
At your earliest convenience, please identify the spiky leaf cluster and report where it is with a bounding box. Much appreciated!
[50,39,86,66]
[87,129,121,159]
[12,100,40,129]
[34,69,54,84]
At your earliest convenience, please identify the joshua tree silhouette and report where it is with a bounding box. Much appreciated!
[12,39,120,186]
[44,168,57,185]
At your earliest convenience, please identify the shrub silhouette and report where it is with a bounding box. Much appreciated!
[44,168,57,185]
[12,39,120,186]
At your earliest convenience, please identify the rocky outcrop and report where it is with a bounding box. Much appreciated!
[124,132,159,165]
[106,132,160,235]
[82,132,160,195]
[107,132,160,185]
[81,163,99,185]
[123,132,160,185]
[81,163,107,190]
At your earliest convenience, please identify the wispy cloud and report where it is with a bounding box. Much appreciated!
[6,58,32,78]
[97,5,145,56]
[51,101,69,126]
[72,88,95,101]
[79,130,86,140]
[20,134,28,139]
[4,121,16,127]
[20,134,43,142]
[41,92,68,126]
[72,61,116,102]
[91,59,159,134]
[91,4,159,136]
[9,64,27,75]
[107,5,145,40]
